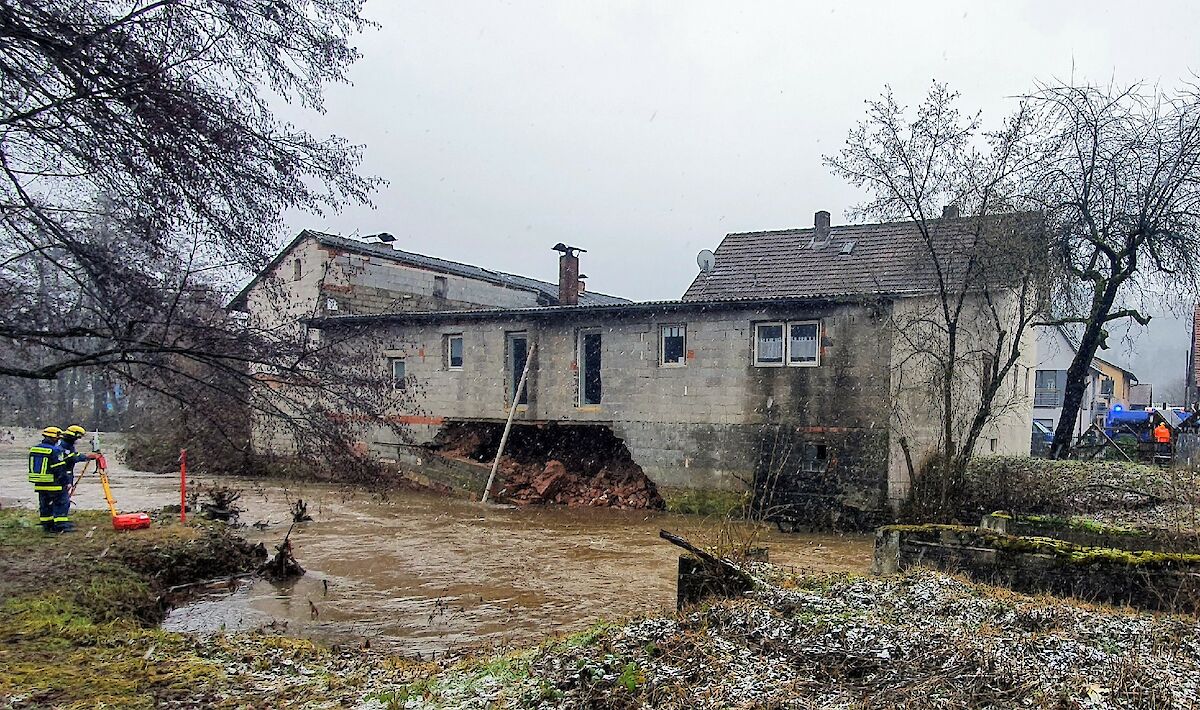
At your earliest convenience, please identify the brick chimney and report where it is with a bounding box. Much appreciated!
[814,210,831,241]
[942,205,960,218]
[552,243,585,305]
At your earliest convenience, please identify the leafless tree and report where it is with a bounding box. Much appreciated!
[1024,80,1200,458]
[826,83,1049,518]
[0,1,407,472]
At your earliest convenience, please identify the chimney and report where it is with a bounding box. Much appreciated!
[578,274,587,293]
[552,243,585,305]
[942,205,960,219]
[814,210,831,242]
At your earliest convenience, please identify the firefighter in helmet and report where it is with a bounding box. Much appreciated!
[28,427,64,532]
[53,425,98,531]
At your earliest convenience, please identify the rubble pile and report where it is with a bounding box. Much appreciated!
[496,457,664,509]
[434,421,665,509]
[410,569,1200,708]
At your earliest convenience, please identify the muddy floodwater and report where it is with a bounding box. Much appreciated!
[0,434,873,655]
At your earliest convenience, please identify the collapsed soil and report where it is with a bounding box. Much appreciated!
[436,422,665,509]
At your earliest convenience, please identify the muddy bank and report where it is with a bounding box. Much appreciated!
[436,421,665,509]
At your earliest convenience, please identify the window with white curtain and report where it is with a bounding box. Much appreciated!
[754,320,821,367]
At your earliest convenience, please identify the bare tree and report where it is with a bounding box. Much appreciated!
[0,1,410,470]
[1024,80,1200,458]
[826,83,1048,518]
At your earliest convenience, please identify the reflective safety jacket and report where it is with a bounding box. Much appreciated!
[56,440,90,484]
[28,439,64,491]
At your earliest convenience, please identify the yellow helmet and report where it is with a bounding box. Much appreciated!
[41,426,62,439]
[63,425,87,438]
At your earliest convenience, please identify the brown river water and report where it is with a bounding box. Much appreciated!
[0,434,872,656]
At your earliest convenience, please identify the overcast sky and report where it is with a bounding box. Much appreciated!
[279,0,1199,391]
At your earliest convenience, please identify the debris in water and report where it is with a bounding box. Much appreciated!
[259,524,305,580]
[291,498,313,522]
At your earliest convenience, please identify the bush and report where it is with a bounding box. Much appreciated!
[954,456,1181,521]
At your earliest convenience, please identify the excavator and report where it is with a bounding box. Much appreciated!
[69,432,152,531]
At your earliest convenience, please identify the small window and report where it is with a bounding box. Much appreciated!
[445,334,464,370]
[801,443,828,473]
[787,322,819,366]
[389,358,406,390]
[754,323,785,366]
[292,258,302,281]
[660,324,686,366]
[433,275,448,298]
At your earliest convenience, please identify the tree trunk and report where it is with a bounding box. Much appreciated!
[1050,282,1121,458]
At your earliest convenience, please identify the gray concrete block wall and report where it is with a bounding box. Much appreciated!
[325,252,543,313]
[344,302,896,497]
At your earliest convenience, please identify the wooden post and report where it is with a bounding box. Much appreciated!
[482,343,535,504]
[180,448,188,524]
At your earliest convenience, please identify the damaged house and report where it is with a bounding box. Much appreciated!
[237,211,1035,527]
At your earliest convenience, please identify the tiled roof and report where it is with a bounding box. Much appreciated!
[682,214,1037,301]
[310,232,629,307]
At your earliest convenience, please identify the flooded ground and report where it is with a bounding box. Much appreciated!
[0,432,872,656]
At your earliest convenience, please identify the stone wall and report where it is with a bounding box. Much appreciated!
[874,524,1200,613]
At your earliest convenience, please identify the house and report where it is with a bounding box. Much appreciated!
[228,229,629,327]
[302,210,1036,527]
[1032,325,1139,438]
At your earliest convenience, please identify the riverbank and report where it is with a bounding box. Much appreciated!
[0,508,435,707]
[388,567,1200,709]
[4,507,1199,708]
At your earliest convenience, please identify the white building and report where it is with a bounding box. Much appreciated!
[1032,326,1138,439]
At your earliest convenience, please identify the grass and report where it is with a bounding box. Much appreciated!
[662,488,750,517]
[0,508,253,707]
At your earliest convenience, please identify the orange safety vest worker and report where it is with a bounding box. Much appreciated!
[1154,423,1171,444]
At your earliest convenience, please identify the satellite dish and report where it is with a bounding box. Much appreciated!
[697,249,716,274]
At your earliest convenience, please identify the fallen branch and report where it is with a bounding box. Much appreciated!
[659,529,761,588]
[164,572,256,595]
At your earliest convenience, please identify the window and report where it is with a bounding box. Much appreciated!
[389,358,406,390]
[507,332,529,405]
[579,329,602,405]
[660,324,686,366]
[433,275,448,298]
[801,443,828,473]
[1100,378,1114,396]
[754,323,785,366]
[788,322,819,366]
[1034,369,1064,407]
[292,258,302,281]
[755,321,820,367]
[445,334,464,370]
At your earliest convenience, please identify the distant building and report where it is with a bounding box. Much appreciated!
[1032,326,1138,438]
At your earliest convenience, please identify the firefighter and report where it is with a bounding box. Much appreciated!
[28,427,64,533]
[52,425,97,532]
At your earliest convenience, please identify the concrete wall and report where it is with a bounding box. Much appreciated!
[887,293,1037,505]
[320,246,545,315]
[339,301,897,517]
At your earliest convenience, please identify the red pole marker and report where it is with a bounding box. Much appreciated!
[179,448,188,524]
